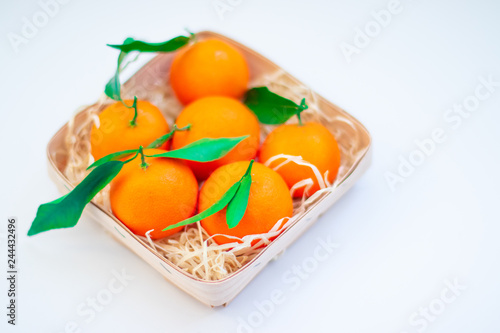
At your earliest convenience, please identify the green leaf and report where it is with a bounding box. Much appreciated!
[147,124,191,149]
[28,161,124,236]
[147,136,248,162]
[244,87,300,125]
[104,66,122,101]
[104,39,134,101]
[107,35,191,53]
[87,149,138,170]
[162,181,241,231]
[147,132,175,149]
[105,34,192,100]
[226,160,254,229]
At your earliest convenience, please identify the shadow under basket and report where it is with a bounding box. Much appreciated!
[46,31,372,307]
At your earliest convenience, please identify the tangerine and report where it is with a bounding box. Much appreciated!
[90,100,169,161]
[200,161,293,245]
[172,96,260,180]
[170,39,249,104]
[259,122,341,198]
[110,149,198,240]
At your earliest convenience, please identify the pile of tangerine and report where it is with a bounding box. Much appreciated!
[89,38,341,245]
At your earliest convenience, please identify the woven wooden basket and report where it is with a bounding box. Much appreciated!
[46,31,372,307]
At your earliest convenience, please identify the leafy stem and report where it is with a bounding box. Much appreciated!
[105,34,193,110]
[296,98,308,126]
[138,146,148,170]
[174,123,191,132]
[147,123,191,149]
[104,38,134,102]
[162,160,255,231]
[30,135,248,236]
[185,28,196,43]
[88,134,245,170]
[126,96,139,127]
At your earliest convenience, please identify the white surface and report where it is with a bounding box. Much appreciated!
[1,0,500,332]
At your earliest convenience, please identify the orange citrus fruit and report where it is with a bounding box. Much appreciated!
[170,39,249,105]
[259,122,341,198]
[172,96,260,180]
[110,149,198,240]
[90,100,169,161]
[200,161,293,245]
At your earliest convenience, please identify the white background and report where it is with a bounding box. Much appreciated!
[1,0,500,332]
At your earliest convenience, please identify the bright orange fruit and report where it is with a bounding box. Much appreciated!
[90,100,169,161]
[259,122,341,198]
[110,149,198,240]
[172,96,260,180]
[170,39,249,105]
[200,161,293,245]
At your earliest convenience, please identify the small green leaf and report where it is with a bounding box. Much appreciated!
[104,67,122,101]
[148,136,248,162]
[87,149,138,170]
[104,39,134,101]
[244,87,300,125]
[226,160,254,229]
[147,124,191,149]
[28,161,124,236]
[107,35,191,53]
[147,132,175,149]
[162,181,241,231]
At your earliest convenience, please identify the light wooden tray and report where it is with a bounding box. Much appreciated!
[46,31,372,307]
